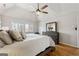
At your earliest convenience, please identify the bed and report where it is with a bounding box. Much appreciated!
[0,34,55,56]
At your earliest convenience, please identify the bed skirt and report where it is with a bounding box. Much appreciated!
[36,46,55,56]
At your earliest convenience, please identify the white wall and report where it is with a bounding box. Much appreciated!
[39,4,78,47]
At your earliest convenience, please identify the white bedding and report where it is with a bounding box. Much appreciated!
[0,34,55,56]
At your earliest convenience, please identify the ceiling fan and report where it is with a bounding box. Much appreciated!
[35,3,48,15]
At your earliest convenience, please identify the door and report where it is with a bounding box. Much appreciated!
[68,13,77,47]
[59,12,77,47]
[77,13,79,48]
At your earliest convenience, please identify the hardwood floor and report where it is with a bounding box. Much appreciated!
[49,44,79,56]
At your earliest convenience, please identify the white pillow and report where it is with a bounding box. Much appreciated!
[9,30,23,41]
[0,39,5,48]
[0,31,13,45]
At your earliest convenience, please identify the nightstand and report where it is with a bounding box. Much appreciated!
[34,32,39,34]
[42,31,59,44]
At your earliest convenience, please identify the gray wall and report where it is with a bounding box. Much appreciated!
[38,3,78,47]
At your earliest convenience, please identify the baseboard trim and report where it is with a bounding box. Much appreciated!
[59,42,78,49]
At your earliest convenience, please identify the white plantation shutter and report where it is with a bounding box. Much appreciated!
[11,23,30,33]
[25,24,29,32]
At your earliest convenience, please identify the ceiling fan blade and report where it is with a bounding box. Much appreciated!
[41,5,48,10]
[41,11,48,14]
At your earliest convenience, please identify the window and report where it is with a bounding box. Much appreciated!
[11,23,18,31]
[11,23,30,33]
[25,24,29,32]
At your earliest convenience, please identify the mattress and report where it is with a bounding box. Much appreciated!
[0,34,55,56]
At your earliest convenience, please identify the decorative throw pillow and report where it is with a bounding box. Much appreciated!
[20,32,26,39]
[0,39,6,48]
[0,31,13,45]
[8,30,23,41]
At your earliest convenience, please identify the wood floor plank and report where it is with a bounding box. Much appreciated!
[49,44,79,56]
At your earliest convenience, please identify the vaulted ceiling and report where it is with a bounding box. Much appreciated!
[0,3,48,15]
[0,3,79,21]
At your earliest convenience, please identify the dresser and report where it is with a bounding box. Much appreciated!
[42,31,59,44]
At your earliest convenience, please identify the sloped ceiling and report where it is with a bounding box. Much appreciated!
[0,3,50,21]
[0,3,79,21]
[0,3,48,15]
[37,3,79,21]
[0,3,39,21]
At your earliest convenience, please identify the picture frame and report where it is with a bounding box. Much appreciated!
[46,22,57,32]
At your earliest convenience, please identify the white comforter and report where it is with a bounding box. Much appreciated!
[0,34,55,56]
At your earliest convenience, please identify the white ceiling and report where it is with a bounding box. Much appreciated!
[0,3,48,14]
[0,3,79,21]
[0,3,48,20]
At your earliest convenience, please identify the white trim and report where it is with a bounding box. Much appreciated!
[59,42,79,48]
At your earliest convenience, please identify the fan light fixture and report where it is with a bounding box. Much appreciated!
[36,11,40,15]
[36,3,48,15]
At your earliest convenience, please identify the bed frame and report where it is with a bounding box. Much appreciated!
[36,46,55,56]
